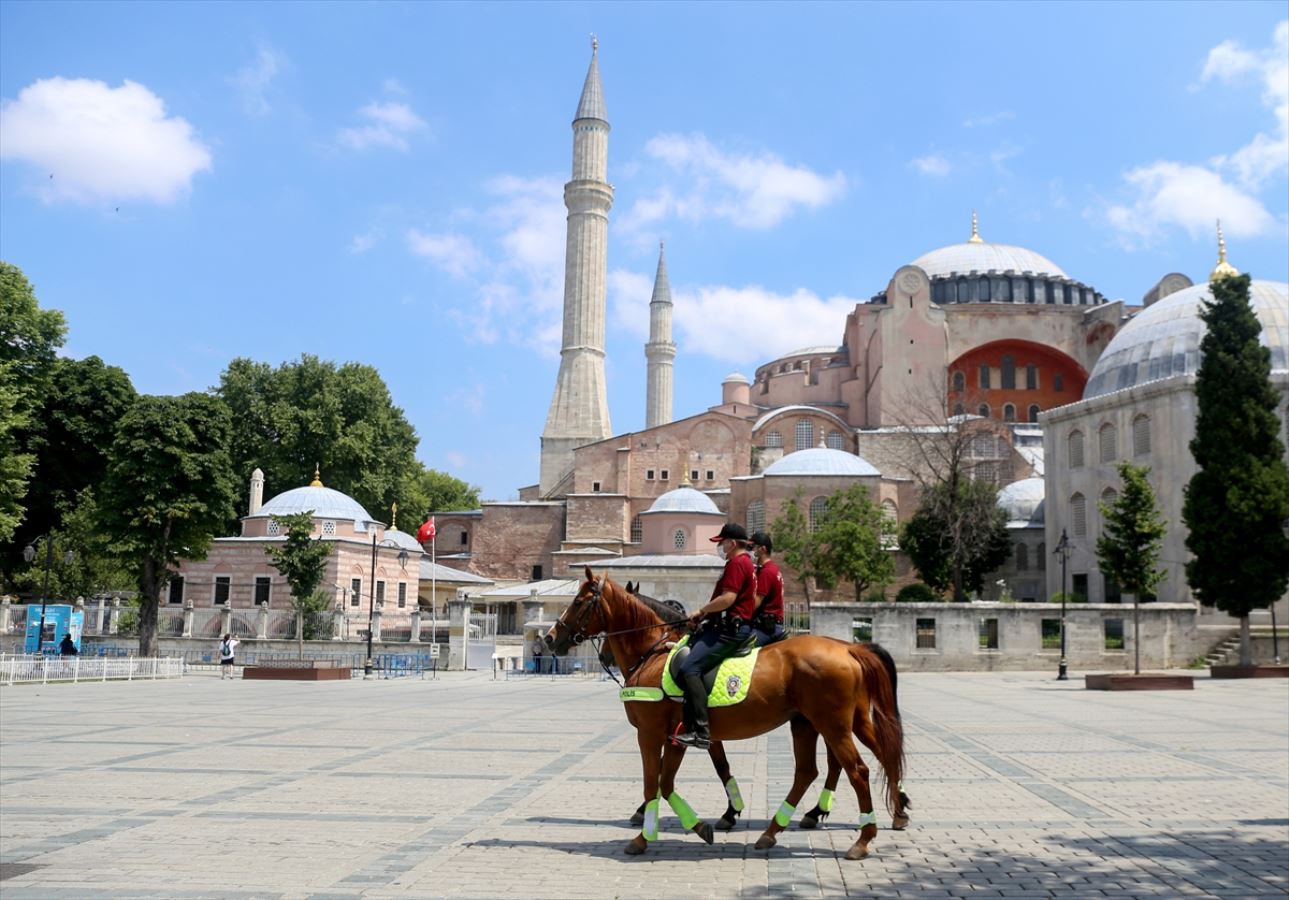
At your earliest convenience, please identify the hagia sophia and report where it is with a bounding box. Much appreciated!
[170,42,1288,644]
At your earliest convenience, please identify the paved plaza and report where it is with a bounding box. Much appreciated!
[0,668,1286,899]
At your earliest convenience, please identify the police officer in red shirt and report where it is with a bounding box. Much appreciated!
[675,523,757,749]
[749,531,786,646]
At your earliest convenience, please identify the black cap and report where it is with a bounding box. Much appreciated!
[749,531,773,554]
[709,522,749,543]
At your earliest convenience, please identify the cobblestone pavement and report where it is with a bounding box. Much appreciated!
[1,668,1286,899]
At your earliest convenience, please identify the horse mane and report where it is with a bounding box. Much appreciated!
[612,579,686,633]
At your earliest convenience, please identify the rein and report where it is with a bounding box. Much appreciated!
[554,576,689,686]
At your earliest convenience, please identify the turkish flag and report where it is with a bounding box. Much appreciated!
[416,516,437,543]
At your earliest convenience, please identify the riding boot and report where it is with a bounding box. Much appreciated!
[676,673,710,749]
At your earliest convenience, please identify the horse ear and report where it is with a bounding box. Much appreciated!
[625,580,635,594]
[584,565,594,583]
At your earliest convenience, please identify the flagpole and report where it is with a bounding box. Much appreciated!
[431,527,437,650]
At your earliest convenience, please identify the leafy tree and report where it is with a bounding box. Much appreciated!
[896,583,940,603]
[1097,462,1168,675]
[770,490,819,604]
[9,489,135,599]
[264,511,335,655]
[902,478,1011,601]
[810,484,895,601]
[401,464,482,519]
[0,366,33,544]
[99,394,238,657]
[1183,273,1289,666]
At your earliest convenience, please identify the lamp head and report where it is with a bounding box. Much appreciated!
[23,544,36,564]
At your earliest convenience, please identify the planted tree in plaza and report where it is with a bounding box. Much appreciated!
[810,484,895,602]
[902,477,1011,602]
[1096,462,1168,675]
[1183,273,1289,667]
[770,489,820,606]
[264,510,335,656]
[99,394,238,657]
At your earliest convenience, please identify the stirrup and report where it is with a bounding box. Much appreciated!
[674,731,710,749]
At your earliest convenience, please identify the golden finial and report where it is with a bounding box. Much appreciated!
[309,463,323,488]
[682,470,692,487]
[968,209,983,244]
[390,501,398,530]
[1210,219,1239,281]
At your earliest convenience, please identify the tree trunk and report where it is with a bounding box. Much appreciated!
[297,609,304,660]
[138,557,161,658]
[1239,615,1252,667]
[1132,595,1141,675]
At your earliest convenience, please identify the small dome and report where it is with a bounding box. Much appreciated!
[997,477,1045,526]
[384,528,424,554]
[252,485,374,523]
[763,446,880,477]
[645,486,722,515]
[911,242,1067,280]
[722,371,750,385]
[1085,280,1288,399]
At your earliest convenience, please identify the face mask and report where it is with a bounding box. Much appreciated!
[716,543,727,560]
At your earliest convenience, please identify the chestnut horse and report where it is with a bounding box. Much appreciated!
[547,569,907,859]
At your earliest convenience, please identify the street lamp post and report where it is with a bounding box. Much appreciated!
[1054,529,1071,681]
[22,536,74,655]
[363,532,410,679]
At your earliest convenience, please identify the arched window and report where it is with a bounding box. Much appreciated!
[1133,414,1151,456]
[1054,373,1065,392]
[795,419,814,451]
[826,430,845,450]
[953,402,965,417]
[978,403,990,418]
[1016,543,1029,571]
[1101,487,1118,510]
[952,371,965,392]
[764,430,783,448]
[978,277,991,301]
[808,496,828,533]
[1003,404,1016,422]
[1099,422,1117,463]
[673,529,687,551]
[1068,430,1084,468]
[1001,355,1016,389]
[746,500,765,536]
[1026,364,1038,390]
[630,516,642,543]
[1028,404,1041,423]
[1071,493,1087,537]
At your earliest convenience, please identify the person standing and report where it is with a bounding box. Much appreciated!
[675,523,757,749]
[59,633,78,656]
[219,633,240,680]
[749,531,786,646]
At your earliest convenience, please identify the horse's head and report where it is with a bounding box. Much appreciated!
[545,566,614,655]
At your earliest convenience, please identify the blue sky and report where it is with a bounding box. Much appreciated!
[2,2,1286,502]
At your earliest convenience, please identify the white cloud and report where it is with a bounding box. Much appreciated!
[349,229,381,254]
[337,100,427,151]
[382,78,408,96]
[1104,161,1274,246]
[0,77,212,204]
[406,230,482,277]
[231,45,284,115]
[1201,21,1288,189]
[625,133,846,230]
[673,284,857,364]
[962,110,1015,128]
[910,154,951,177]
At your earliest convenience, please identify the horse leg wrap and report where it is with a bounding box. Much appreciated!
[725,777,745,813]
[773,800,796,828]
[666,792,700,830]
[858,810,877,828]
[818,788,835,813]
[642,798,660,841]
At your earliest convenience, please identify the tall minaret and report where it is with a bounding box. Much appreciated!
[540,37,615,495]
[248,468,264,516]
[645,242,675,429]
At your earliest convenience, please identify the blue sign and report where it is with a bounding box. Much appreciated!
[23,605,85,654]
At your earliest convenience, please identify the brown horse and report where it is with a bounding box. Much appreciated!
[547,568,907,859]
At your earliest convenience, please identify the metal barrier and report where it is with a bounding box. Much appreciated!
[0,655,186,686]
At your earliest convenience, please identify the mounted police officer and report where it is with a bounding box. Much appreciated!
[749,531,786,646]
[675,523,757,749]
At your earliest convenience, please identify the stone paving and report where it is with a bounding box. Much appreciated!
[0,668,1286,899]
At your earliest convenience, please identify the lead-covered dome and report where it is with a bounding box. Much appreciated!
[997,477,1045,527]
[763,446,880,477]
[1085,280,1289,399]
[911,241,1067,280]
[645,485,722,515]
[383,528,425,553]
[251,485,375,523]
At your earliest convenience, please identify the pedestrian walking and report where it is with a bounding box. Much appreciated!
[219,633,240,679]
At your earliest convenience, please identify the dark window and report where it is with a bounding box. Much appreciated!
[1104,575,1121,604]
[398,583,407,608]
[660,469,669,481]
[915,618,936,649]
[531,565,543,581]
[169,578,185,605]
[979,618,999,650]
[214,576,230,606]
[460,531,468,546]
[1003,404,1016,423]
[350,578,362,607]
[952,371,965,392]
[1104,618,1125,649]
[1041,619,1061,649]
[254,577,270,605]
[592,481,601,492]
[1026,364,1037,390]
[630,516,643,543]
[978,404,990,418]
[1072,573,1089,602]
[690,470,699,482]
[1001,356,1016,389]
[705,470,714,481]
[1016,543,1029,571]
[1028,404,1041,423]
[953,402,965,416]
[979,365,991,390]
[979,277,991,301]
[646,469,655,481]
[375,581,385,606]
[1054,373,1065,392]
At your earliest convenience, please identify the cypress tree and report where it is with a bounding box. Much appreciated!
[1182,273,1289,666]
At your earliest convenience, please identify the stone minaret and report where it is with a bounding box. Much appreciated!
[248,468,264,515]
[540,38,615,495]
[645,242,675,429]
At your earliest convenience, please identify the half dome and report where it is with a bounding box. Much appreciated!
[645,486,722,515]
[911,242,1067,280]
[763,446,880,477]
[251,486,375,523]
[997,477,1045,526]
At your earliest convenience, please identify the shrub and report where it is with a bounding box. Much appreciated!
[896,583,939,603]
[1050,592,1089,604]
[863,588,888,603]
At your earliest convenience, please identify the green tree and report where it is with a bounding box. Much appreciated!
[811,484,895,601]
[9,489,135,600]
[902,478,1011,601]
[264,511,335,655]
[99,394,238,657]
[1183,273,1289,666]
[400,464,482,520]
[770,490,819,604]
[0,366,33,543]
[1097,462,1168,675]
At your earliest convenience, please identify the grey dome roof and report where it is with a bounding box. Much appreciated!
[645,486,722,515]
[722,371,750,384]
[997,477,1045,526]
[251,486,374,523]
[384,528,425,554]
[1085,280,1288,399]
[763,446,880,477]
[911,242,1067,280]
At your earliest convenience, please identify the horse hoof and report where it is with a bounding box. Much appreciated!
[891,814,910,830]
[629,811,644,827]
[624,837,648,856]
[800,815,818,830]
[715,816,737,832]
[692,822,714,845]
[754,833,777,851]
[844,841,870,861]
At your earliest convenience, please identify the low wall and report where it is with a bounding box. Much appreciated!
[810,602,1210,671]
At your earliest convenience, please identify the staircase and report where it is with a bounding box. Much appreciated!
[1204,633,1242,667]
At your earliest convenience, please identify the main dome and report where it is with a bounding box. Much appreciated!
[1085,280,1289,399]
[763,446,880,477]
[645,486,722,515]
[251,485,375,523]
[911,241,1067,280]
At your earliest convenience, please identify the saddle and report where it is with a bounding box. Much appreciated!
[660,634,760,708]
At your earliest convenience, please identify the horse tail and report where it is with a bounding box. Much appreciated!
[849,642,905,814]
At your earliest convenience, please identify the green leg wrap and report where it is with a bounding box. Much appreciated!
[667,792,700,830]
[858,810,877,828]
[725,777,745,812]
[642,798,660,841]
[774,799,796,828]
[818,788,835,813]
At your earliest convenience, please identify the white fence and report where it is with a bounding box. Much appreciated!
[0,654,186,686]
